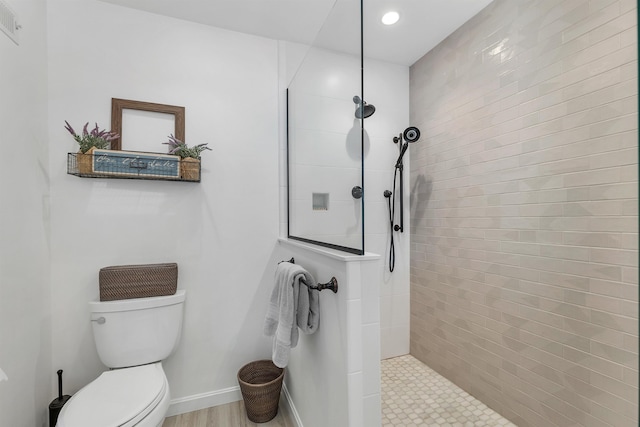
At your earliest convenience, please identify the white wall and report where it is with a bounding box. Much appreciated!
[281,42,411,359]
[277,240,382,427]
[362,57,410,359]
[47,0,280,406]
[274,39,410,425]
[0,0,52,426]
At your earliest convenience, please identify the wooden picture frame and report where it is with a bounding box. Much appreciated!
[110,98,185,151]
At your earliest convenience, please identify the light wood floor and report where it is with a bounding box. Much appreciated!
[162,398,295,427]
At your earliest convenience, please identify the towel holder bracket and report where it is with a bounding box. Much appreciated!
[279,257,339,293]
[313,277,338,293]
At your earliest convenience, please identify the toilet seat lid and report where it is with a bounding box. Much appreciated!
[58,363,167,427]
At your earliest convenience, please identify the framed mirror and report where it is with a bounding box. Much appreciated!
[110,98,185,151]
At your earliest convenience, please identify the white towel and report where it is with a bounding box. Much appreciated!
[264,262,320,368]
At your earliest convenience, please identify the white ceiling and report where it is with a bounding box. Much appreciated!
[99,0,493,66]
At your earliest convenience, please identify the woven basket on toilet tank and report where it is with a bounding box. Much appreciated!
[98,263,178,301]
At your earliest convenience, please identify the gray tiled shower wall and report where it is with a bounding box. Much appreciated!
[409,0,638,426]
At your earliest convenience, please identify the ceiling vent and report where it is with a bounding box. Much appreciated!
[0,0,19,45]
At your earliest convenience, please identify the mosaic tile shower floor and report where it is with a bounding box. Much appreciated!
[382,355,517,427]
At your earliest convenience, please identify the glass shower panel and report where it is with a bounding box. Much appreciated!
[287,0,364,254]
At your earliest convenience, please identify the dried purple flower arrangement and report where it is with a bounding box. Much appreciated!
[64,121,120,153]
[163,134,211,159]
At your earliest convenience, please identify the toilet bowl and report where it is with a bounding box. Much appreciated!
[57,363,170,427]
[56,290,185,427]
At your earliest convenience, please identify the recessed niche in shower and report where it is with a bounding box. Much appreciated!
[312,193,329,211]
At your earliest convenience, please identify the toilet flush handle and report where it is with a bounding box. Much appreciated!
[91,317,106,325]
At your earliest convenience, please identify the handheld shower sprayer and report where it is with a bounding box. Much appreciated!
[394,126,421,168]
[404,126,421,142]
[385,126,421,272]
[395,143,410,168]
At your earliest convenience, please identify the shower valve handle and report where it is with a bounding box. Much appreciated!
[352,186,363,199]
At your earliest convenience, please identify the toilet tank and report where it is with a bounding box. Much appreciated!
[89,290,186,368]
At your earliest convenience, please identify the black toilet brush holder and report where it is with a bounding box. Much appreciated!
[49,369,72,427]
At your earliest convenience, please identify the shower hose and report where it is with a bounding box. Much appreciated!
[385,167,400,272]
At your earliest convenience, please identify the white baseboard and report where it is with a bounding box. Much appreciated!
[166,383,303,427]
[282,383,303,427]
[166,386,242,417]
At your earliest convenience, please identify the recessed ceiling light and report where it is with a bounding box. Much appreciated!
[381,11,400,26]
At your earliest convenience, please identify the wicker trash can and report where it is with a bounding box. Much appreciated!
[237,360,285,423]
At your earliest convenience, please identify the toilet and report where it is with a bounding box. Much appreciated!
[57,290,186,427]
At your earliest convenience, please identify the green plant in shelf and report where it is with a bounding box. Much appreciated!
[163,134,211,159]
[64,121,120,153]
